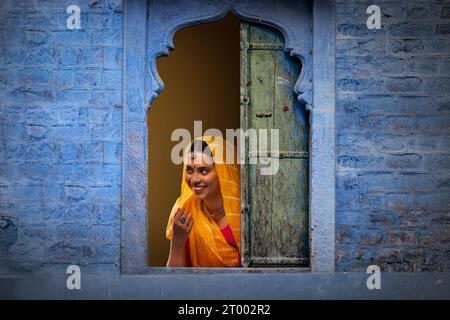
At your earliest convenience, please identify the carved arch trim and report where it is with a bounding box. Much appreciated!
[146,0,313,111]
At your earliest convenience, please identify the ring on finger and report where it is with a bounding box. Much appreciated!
[179,216,186,224]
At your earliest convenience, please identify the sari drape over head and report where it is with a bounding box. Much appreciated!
[166,136,241,267]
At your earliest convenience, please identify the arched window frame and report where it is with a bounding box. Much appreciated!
[122,0,335,274]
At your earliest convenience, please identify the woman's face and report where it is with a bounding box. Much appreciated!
[184,152,221,200]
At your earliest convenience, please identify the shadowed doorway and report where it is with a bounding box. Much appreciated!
[147,13,240,266]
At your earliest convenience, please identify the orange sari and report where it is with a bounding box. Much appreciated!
[166,136,241,267]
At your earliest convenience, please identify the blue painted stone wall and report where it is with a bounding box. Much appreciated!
[0,0,122,274]
[336,0,450,271]
[0,0,449,275]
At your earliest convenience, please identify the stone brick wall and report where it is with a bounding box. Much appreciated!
[336,0,450,271]
[0,0,449,275]
[0,0,122,274]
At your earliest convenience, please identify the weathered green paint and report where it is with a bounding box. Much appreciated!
[241,22,309,267]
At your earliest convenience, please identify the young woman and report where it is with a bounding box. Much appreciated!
[166,136,241,267]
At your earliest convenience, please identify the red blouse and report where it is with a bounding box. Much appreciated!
[185,225,238,266]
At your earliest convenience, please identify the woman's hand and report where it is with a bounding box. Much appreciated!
[166,208,194,267]
[171,207,194,245]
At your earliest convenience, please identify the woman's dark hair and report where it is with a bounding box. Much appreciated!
[188,140,214,163]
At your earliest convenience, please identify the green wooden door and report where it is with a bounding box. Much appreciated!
[240,22,309,267]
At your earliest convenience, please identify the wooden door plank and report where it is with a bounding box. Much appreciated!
[241,21,309,267]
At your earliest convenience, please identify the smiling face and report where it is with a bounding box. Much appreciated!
[184,152,221,200]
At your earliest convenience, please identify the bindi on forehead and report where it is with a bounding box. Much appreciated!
[185,152,214,166]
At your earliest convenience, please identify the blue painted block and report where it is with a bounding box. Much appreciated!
[4,47,27,66]
[25,13,56,30]
[388,22,434,37]
[424,154,450,171]
[55,69,102,87]
[0,216,17,255]
[424,38,448,54]
[4,0,37,11]
[4,143,26,161]
[103,142,121,163]
[97,245,120,262]
[26,107,58,125]
[42,184,66,202]
[57,107,80,124]
[26,48,58,67]
[7,68,52,85]
[103,47,122,69]
[63,185,89,202]
[38,0,89,13]
[0,84,5,102]
[0,50,5,68]
[0,12,23,28]
[87,13,112,29]
[46,241,96,262]
[390,39,424,54]
[26,142,59,162]
[94,164,120,185]
[25,124,49,141]
[337,56,408,75]
[89,89,121,105]
[55,163,95,185]
[1,201,45,224]
[0,164,10,185]
[6,186,42,201]
[440,58,450,74]
[102,69,122,89]
[95,202,121,224]
[8,241,46,261]
[81,142,103,161]
[24,29,52,46]
[2,28,25,46]
[3,123,26,140]
[58,142,82,161]
[337,23,384,37]
[8,86,55,104]
[90,27,121,46]
[436,24,450,35]
[336,38,385,56]
[335,210,368,226]
[336,188,360,211]
[84,108,113,123]
[52,70,75,86]
[83,47,103,67]
[0,69,6,86]
[45,202,95,224]
[53,125,89,140]
[89,122,120,141]
[19,163,55,183]
[337,78,379,92]
[91,224,119,243]
[53,30,89,47]
[425,77,450,93]
[58,48,83,67]
[92,185,120,201]
[360,191,448,211]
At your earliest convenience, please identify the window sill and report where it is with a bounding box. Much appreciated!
[140,267,310,274]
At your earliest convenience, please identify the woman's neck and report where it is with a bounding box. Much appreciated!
[203,195,224,221]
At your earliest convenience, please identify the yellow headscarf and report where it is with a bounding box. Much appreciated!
[166,136,241,267]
